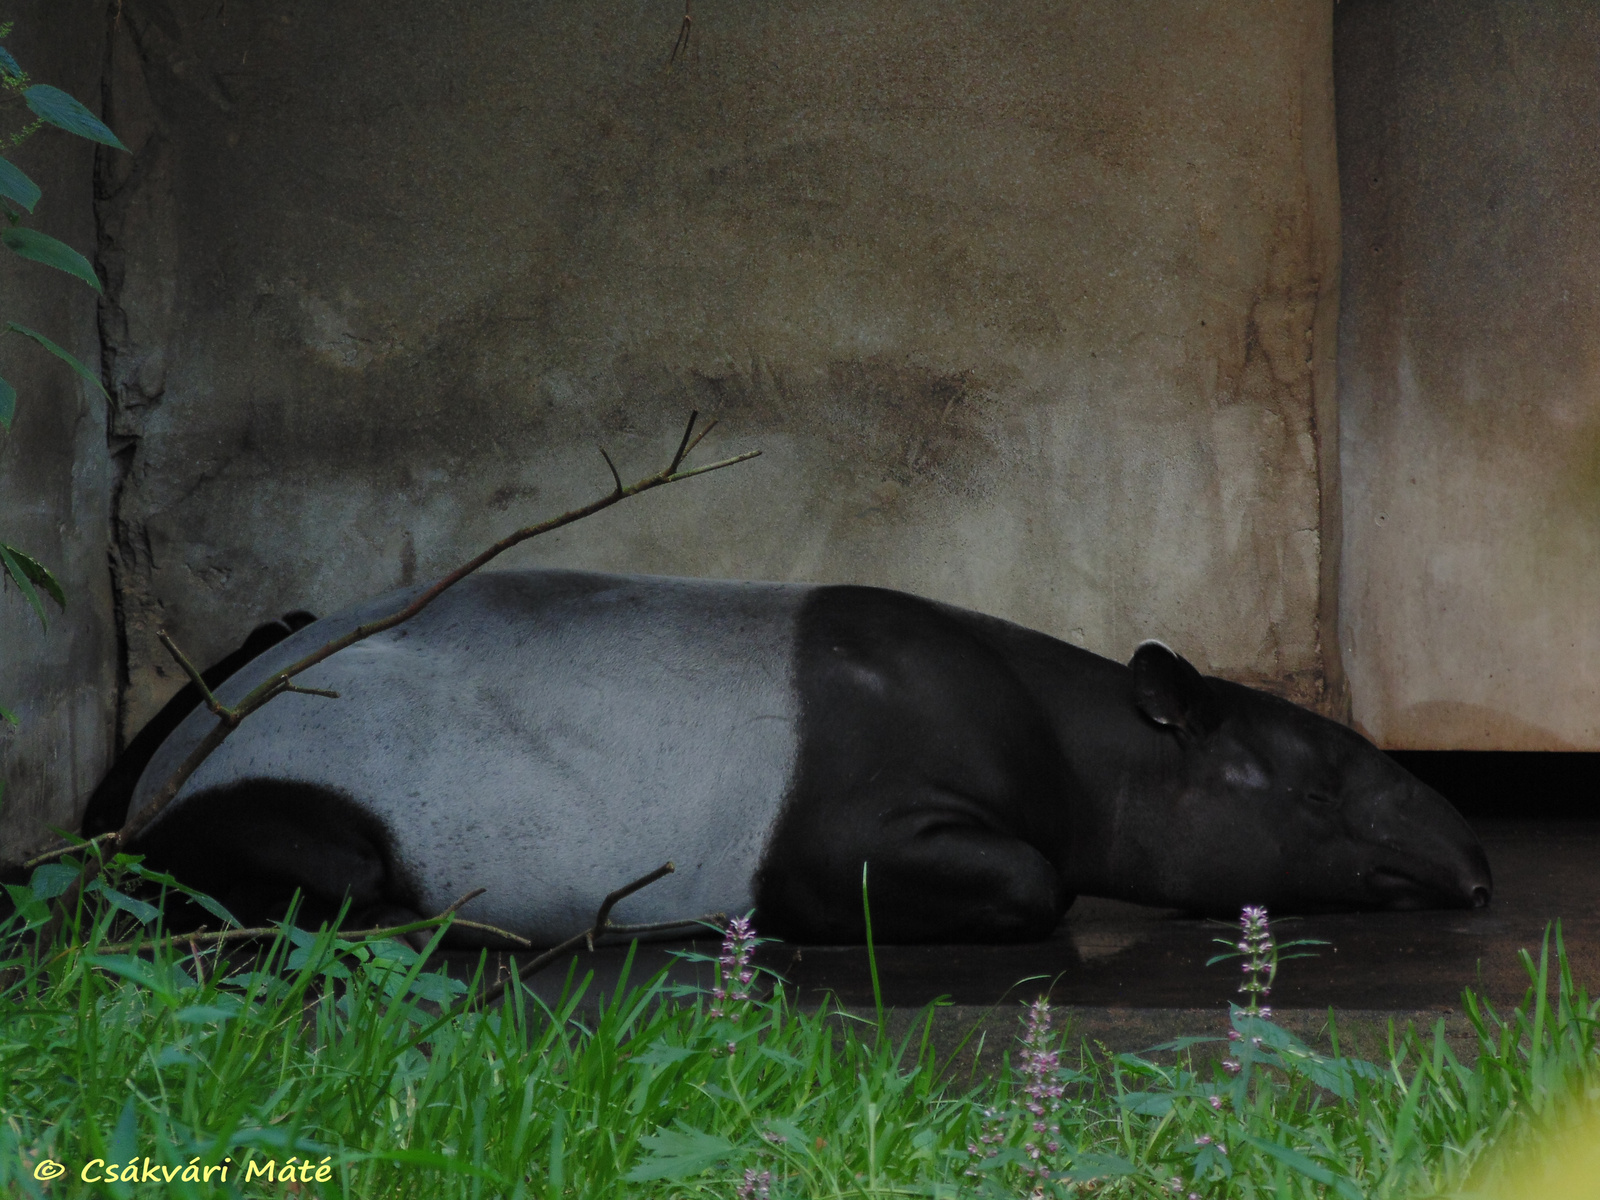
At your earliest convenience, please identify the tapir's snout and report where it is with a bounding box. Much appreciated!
[1357,780,1493,911]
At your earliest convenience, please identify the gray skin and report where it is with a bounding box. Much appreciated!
[123,568,1492,946]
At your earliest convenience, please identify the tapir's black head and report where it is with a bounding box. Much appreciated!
[1121,641,1492,916]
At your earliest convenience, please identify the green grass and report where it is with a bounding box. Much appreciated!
[2,856,1598,1198]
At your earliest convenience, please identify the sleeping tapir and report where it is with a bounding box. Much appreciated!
[88,569,1492,945]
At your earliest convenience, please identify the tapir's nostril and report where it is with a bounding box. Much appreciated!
[1470,885,1491,909]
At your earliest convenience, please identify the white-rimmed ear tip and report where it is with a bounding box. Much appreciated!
[1134,638,1175,655]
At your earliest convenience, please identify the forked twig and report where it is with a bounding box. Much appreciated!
[476,861,723,1007]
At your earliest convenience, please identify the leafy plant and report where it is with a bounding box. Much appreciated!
[0,20,127,727]
[4,866,1598,1198]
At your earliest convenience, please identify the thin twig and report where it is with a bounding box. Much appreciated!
[606,913,727,936]
[439,887,487,916]
[22,831,115,870]
[667,0,692,65]
[281,683,339,699]
[669,409,699,472]
[93,892,529,957]
[681,416,718,463]
[157,630,239,726]
[598,446,623,497]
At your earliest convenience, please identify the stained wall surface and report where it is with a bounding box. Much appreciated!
[1337,2,1600,749]
[0,2,117,857]
[99,0,1342,743]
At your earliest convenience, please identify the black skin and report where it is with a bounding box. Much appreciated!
[80,612,317,837]
[131,778,425,933]
[754,587,1073,943]
[754,586,1493,944]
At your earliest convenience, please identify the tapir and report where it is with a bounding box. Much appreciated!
[87,568,1493,945]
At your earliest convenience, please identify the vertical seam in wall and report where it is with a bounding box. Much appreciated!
[1306,0,1349,723]
[95,0,129,754]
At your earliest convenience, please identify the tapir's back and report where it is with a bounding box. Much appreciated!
[133,570,810,942]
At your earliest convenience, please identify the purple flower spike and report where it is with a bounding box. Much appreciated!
[1233,904,1278,1015]
[712,915,758,1017]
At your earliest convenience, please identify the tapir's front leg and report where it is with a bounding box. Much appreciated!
[763,585,1076,943]
[754,789,1070,944]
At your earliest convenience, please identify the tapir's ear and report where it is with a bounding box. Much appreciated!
[1129,640,1220,738]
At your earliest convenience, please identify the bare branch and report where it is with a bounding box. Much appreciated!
[9,417,756,953]
[112,419,759,850]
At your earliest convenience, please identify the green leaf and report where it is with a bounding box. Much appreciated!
[0,540,65,620]
[0,706,11,726]
[0,541,48,628]
[29,862,80,900]
[1060,1153,1138,1182]
[1240,1135,1363,1200]
[124,861,242,928]
[0,372,13,427]
[86,953,195,997]
[1,227,100,291]
[0,157,38,212]
[0,47,22,81]
[1116,1091,1175,1116]
[87,878,161,924]
[173,1001,243,1024]
[8,322,107,397]
[624,1123,734,1181]
[23,84,127,150]
[105,1097,139,1200]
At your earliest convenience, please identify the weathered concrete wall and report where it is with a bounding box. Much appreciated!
[0,2,117,858]
[99,0,1342,744]
[1337,1,1600,749]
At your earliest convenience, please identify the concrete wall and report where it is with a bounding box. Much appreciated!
[102,0,1342,740]
[0,2,117,858]
[1337,1,1600,749]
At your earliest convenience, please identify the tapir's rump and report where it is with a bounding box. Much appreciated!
[114,568,1493,946]
[133,572,808,943]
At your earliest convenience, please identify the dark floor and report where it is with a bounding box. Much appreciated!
[459,821,1599,1021]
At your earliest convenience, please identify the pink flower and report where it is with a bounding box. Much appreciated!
[736,1167,772,1199]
